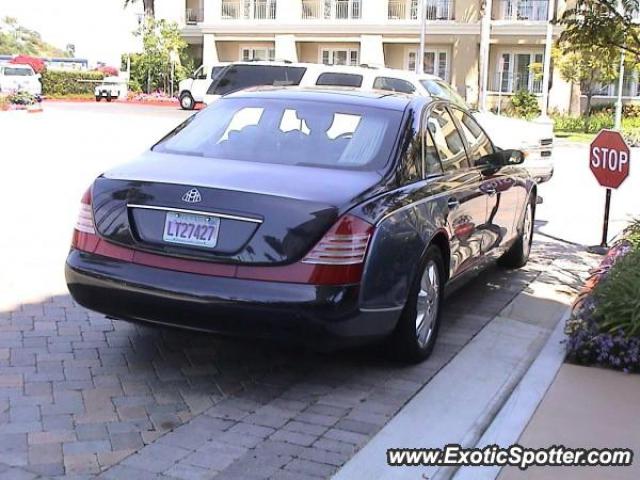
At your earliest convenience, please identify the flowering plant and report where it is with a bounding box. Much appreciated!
[566,221,640,373]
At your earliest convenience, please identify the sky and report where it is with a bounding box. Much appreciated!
[2,0,144,66]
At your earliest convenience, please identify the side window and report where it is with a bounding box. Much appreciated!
[316,73,363,87]
[450,108,494,166]
[424,129,443,175]
[209,65,306,95]
[373,77,416,94]
[193,66,206,80]
[426,104,469,172]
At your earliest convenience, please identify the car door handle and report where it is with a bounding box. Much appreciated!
[447,197,460,210]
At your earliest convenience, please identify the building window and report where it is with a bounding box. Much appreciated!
[407,49,448,80]
[241,47,276,61]
[496,52,543,93]
[593,69,640,97]
[321,48,359,66]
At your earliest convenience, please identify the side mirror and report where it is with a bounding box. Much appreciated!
[501,149,525,165]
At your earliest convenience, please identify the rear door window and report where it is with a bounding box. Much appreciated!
[426,104,470,172]
[373,77,416,94]
[209,65,307,95]
[316,73,363,87]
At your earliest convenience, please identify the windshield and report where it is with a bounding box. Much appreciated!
[4,67,33,77]
[153,98,403,170]
[421,79,467,108]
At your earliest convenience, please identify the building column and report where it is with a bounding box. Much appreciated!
[275,35,298,62]
[360,35,384,67]
[478,0,493,111]
[202,33,219,65]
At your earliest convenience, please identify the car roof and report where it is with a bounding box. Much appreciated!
[224,86,428,111]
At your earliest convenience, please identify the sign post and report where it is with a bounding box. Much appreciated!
[588,129,631,254]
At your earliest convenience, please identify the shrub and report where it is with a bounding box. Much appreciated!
[594,249,640,337]
[507,90,541,119]
[552,112,615,133]
[96,66,119,77]
[590,103,640,118]
[7,91,37,105]
[10,55,45,73]
[41,70,104,97]
[0,95,9,111]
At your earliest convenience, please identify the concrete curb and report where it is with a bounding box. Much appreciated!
[332,272,573,480]
[451,309,569,480]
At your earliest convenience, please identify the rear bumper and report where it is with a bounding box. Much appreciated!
[65,249,400,347]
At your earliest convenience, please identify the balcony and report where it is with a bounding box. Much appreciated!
[495,0,549,21]
[185,8,204,24]
[388,0,454,21]
[302,0,362,20]
[221,0,277,20]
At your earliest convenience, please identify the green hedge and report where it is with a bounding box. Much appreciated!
[41,70,104,97]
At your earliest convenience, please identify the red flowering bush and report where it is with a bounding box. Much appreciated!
[10,55,45,73]
[96,66,119,77]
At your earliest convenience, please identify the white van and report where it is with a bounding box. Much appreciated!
[202,61,553,182]
[0,63,42,98]
[178,62,229,110]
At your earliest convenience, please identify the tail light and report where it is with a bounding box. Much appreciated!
[303,215,374,265]
[74,187,95,234]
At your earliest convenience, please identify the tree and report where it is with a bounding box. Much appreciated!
[557,0,640,61]
[553,44,619,119]
[128,18,188,94]
[124,0,155,18]
[0,16,69,57]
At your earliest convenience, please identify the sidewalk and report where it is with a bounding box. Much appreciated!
[499,364,640,480]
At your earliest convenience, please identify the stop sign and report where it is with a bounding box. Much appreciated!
[590,129,630,189]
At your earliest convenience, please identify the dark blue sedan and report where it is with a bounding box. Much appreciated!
[65,88,535,362]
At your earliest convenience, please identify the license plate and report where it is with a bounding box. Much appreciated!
[162,211,220,248]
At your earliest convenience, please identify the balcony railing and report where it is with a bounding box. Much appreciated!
[302,0,361,20]
[185,8,204,24]
[388,0,454,21]
[495,0,549,21]
[221,0,277,20]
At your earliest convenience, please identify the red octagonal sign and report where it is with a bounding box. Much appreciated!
[590,129,631,189]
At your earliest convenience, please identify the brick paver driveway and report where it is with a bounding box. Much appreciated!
[0,104,592,479]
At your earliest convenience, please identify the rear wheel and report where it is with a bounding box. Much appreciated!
[391,245,444,363]
[499,197,534,269]
[106,95,112,103]
[180,92,195,110]
[95,96,101,102]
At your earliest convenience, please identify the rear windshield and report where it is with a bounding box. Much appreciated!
[421,79,467,108]
[316,73,363,88]
[153,98,402,170]
[3,67,33,76]
[207,65,306,96]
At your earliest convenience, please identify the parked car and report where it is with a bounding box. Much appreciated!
[94,77,126,102]
[178,62,229,110]
[0,62,42,99]
[202,62,553,182]
[65,88,536,362]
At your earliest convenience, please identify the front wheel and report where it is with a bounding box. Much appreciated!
[499,198,534,269]
[106,95,112,103]
[390,245,445,363]
[180,92,195,110]
[95,96,101,102]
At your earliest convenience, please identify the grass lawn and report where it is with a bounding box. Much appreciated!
[554,131,596,143]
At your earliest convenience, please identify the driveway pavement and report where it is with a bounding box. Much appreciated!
[0,103,636,479]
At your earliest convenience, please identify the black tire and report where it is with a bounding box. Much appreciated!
[180,92,195,110]
[95,96,101,102]
[106,95,112,103]
[390,245,445,363]
[499,195,535,269]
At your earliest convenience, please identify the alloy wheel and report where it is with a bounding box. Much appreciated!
[415,260,440,348]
